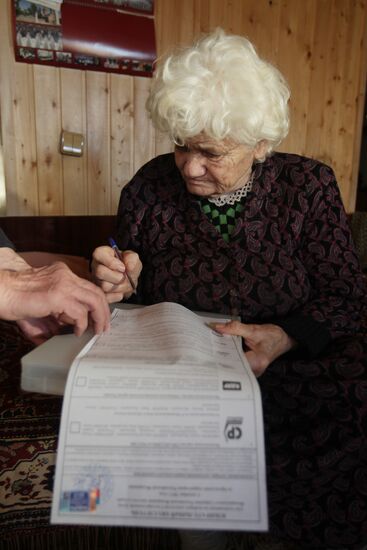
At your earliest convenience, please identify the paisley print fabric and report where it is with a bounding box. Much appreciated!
[116,152,367,549]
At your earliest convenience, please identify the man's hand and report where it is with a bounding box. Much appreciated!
[91,246,142,303]
[0,247,30,271]
[211,321,297,377]
[16,316,64,345]
[0,262,110,341]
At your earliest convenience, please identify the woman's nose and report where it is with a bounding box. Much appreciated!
[183,153,206,178]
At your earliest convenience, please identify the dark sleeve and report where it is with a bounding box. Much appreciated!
[116,170,148,304]
[273,313,331,357]
[0,228,15,249]
[273,164,367,356]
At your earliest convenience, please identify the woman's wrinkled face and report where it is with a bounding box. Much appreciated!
[174,135,266,197]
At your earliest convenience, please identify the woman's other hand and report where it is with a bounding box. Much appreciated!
[91,246,142,303]
[211,321,297,377]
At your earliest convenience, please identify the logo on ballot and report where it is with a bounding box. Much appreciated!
[224,417,243,441]
[222,380,241,390]
[59,488,101,512]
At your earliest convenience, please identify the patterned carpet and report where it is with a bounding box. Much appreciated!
[0,320,180,550]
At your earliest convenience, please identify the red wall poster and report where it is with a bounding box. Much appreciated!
[12,0,156,77]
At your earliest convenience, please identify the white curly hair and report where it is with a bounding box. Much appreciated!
[146,28,290,156]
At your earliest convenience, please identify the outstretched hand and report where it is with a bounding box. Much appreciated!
[91,245,142,303]
[1,262,110,343]
[211,320,297,377]
[16,316,66,346]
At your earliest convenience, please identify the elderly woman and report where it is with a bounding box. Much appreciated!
[92,29,367,550]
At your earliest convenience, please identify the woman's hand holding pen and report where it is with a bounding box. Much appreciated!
[91,246,142,303]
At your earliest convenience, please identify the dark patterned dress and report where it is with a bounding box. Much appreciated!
[116,152,367,549]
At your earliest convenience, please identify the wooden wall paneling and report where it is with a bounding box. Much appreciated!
[0,0,38,215]
[323,0,356,209]
[351,1,367,211]
[155,0,179,54]
[33,64,63,215]
[174,0,196,46]
[221,0,267,37]
[192,0,210,35]
[302,0,367,211]
[155,0,195,55]
[110,74,134,213]
[86,71,111,214]
[0,0,17,215]
[303,1,333,166]
[153,0,189,158]
[154,0,197,159]
[7,65,39,215]
[224,0,247,35]
[238,0,281,64]
[133,76,155,174]
[206,0,228,32]
[60,68,88,215]
[336,0,367,212]
[192,0,207,37]
[276,0,317,156]
[321,1,349,166]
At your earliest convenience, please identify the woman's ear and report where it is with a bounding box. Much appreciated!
[254,140,269,161]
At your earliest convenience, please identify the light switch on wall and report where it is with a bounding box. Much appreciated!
[60,130,84,157]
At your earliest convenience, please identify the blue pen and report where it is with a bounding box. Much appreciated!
[108,237,136,293]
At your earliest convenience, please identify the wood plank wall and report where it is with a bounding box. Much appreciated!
[0,0,366,215]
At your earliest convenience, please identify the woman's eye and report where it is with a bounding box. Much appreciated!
[175,145,190,152]
[204,151,221,159]
[175,145,222,159]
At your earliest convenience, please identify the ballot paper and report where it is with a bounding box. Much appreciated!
[51,302,268,531]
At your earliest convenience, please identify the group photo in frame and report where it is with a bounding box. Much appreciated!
[13,0,156,77]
